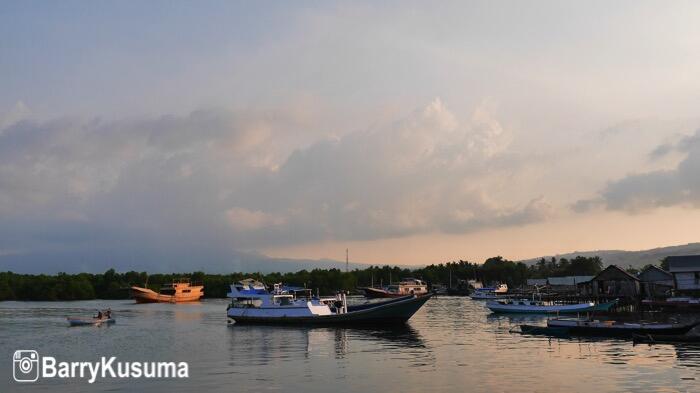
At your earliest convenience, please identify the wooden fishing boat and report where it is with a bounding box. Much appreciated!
[360,278,429,298]
[487,299,617,314]
[547,318,700,337]
[227,280,432,325]
[131,279,204,303]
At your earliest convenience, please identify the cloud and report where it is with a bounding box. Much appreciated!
[226,207,286,231]
[575,129,700,213]
[228,98,544,246]
[0,99,550,271]
[0,101,31,131]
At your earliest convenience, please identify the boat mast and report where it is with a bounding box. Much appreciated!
[346,248,349,273]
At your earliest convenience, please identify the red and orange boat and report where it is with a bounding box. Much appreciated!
[130,279,204,303]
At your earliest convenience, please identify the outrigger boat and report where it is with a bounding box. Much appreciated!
[487,299,617,314]
[227,279,432,326]
[130,278,204,303]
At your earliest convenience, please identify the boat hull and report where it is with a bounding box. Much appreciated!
[519,324,570,337]
[547,319,700,337]
[228,294,432,326]
[470,294,504,300]
[130,286,203,303]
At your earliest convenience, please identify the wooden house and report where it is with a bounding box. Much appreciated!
[578,265,640,298]
[667,255,700,295]
[638,265,673,299]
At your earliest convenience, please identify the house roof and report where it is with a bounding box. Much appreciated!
[638,265,672,281]
[667,255,700,273]
[591,265,640,282]
[526,278,547,286]
[547,276,594,285]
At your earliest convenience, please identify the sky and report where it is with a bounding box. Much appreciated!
[2,1,700,273]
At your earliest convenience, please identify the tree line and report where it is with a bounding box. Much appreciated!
[0,255,605,301]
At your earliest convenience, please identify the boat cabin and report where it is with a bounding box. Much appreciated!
[387,278,428,296]
[159,279,200,296]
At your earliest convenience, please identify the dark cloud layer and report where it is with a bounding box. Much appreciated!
[0,101,549,272]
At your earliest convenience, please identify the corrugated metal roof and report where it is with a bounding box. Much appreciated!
[667,255,700,272]
[638,265,672,281]
[526,279,547,286]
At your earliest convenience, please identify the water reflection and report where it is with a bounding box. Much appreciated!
[227,324,429,366]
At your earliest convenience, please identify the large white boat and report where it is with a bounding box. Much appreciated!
[469,284,508,300]
[226,279,432,326]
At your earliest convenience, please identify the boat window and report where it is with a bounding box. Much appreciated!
[182,289,190,293]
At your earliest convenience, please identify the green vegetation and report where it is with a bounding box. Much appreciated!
[0,255,606,301]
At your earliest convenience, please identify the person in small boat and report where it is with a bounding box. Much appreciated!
[105,309,112,319]
[96,310,103,319]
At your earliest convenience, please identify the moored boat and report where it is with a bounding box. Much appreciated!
[361,278,429,298]
[469,284,508,300]
[487,299,617,314]
[227,279,432,326]
[519,324,570,337]
[131,279,204,303]
[547,318,700,337]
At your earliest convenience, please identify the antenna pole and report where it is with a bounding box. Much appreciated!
[345,248,349,273]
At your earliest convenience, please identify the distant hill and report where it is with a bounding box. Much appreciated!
[520,242,700,269]
[226,253,375,274]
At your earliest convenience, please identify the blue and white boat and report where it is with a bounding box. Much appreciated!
[487,299,617,314]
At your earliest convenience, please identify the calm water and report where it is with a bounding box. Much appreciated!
[2,297,700,392]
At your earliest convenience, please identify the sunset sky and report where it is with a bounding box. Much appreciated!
[2,1,700,272]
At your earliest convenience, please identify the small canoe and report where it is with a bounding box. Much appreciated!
[67,317,115,327]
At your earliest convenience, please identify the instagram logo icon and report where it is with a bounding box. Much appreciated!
[13,350,39,382]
